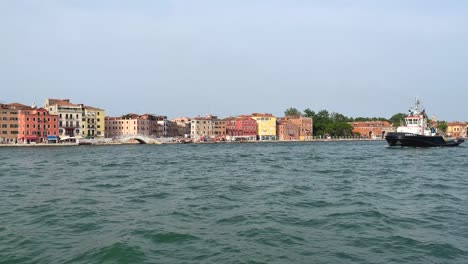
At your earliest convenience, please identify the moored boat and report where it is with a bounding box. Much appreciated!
[385,99,464,147]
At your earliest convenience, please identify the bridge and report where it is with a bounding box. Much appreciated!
[114,134,162,144]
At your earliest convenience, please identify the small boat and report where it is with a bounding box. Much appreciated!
[385,99,464,147]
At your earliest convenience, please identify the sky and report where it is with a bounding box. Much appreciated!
[1,0,467,120]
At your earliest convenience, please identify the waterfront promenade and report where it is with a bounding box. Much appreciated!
[0,137,386,147]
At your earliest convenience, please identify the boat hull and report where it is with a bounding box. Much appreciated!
[385,132,464,147]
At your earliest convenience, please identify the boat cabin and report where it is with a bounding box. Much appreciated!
[396,100,434,136]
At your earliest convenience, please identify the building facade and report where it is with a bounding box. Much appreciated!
[104,115,156,138]
[0,103,31,143]
[45,99,82,138]
[277,116,313,141]
[226,116,257,141]
[250,113,277,140]
[190,115,226,141]
[172,117,191,137]
[104,114,158,138]
[350,121,395,139]
[17,108,59,143]
[446,122,467,138]
[81,105,105,138]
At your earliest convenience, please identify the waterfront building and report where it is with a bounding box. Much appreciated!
[250,113,277,141]
[350,121,395,139]
[45,99,82,138]
[104,114,159,138]
[17,107,59,143]
[172,117,191,137]
[81,105,105,139]
[152,115,178,137]
[0,103,31,143]
[190,115,226,141]
[226,115,257,141]
[277,116,313,141]
[446,122,467,138]
[167,121,179,137]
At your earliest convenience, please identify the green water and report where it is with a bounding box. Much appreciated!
[1,141,467,263]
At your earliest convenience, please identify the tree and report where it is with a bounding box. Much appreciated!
[389,113,406,127]
[122,113,134,119]
[303,108,315,119]
[284,107,302,117]
[437,121,448,133]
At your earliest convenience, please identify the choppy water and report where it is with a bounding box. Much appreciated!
[1,141,467,264]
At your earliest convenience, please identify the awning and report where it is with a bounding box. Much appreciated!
[47,136,58,140]
[60,136,70,140]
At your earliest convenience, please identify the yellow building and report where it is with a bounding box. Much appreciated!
[251,113,277,140]
[446,122,467,138]
[81,106,105,138]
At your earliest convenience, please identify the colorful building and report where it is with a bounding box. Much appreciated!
[0,103,31,143]
[45,99,82,138]
[447,122,467,138]
[226,116,257,141]
[190,115,226,140]
[251,113,277,140]
[350,121,395,139]
[277,116,313,141]
[17,108,59,143]
[104,114,157,138]
[81,105,105,138]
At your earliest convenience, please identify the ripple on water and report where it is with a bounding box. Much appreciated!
[65,242,146,264]
[1,142,467,263]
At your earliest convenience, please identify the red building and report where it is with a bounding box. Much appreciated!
[350,121,394,139]
[226,116,257,141]
[18,108,59,143]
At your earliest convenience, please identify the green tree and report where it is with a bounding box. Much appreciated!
[437,121,448,133]
[284,107,302,117]
[389,113,406,127]
[122,113,134,119]
[303,108,315,118]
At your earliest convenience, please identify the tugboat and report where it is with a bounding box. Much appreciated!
[385,99,464,147]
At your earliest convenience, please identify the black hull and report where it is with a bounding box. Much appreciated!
[385,132,464,147]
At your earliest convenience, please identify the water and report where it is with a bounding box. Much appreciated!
[1,141,467,264]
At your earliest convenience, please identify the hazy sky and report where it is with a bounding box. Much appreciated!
[1,0,467,120]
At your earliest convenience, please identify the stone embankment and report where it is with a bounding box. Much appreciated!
[0,137,385,147]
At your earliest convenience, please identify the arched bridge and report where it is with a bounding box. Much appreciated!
[115,134,162,144]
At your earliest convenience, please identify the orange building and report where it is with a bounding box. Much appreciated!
[18,108,59,143]
[277,116,313,141]
[350,121,395,139]
[1,103,31,143]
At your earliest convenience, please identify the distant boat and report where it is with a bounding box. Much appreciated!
[385,99,464,147]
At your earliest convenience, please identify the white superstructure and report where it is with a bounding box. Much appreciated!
[396,99,435,136]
